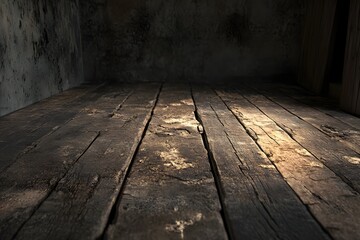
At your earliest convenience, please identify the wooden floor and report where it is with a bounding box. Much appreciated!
[0,82,359,240]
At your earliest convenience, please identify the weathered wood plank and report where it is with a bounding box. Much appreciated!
[106,84,227,240]
[0,85,136,240]
[216,89,360,240]
[0,84,99,141]
[0,84,114,173]
[274,82,360,131]
[238,85,360,193]
[12,83,161,240]
[192,86,329,240]
[0,128,99,240]
[251,84,360,155]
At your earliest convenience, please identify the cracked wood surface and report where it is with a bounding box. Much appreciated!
[0,84,107,173]
[12,83,161,240]
[0,82,359,240]
[251,84,360,155]
[0,84,136,239]
[274,82,360,130]
[106,83,227,240]
[216,88,360,240]
[192,85,328,240]
[239,84,360,192]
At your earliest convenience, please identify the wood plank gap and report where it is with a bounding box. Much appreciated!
[0,85,136,240]
[10,84,161,240]
[0,84,113,173]
[98,83,163,240]
[216,88,360,240]
[105,83,227,239]
[10,131,101,240]
[196,85,332,238]
[275,83,360,131]
[240,84,360,193]
[212,88,333,239]
[108,90,135,118]
[190,86,233,240]
[11,88,136,240]
[251,83,360,155]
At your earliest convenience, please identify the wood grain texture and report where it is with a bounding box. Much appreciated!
[0,85,108,173]
[12,83,161,240]
[106,83,227,240]
[274,82,360,131]
[192,86,328,240]
[0,82,358,240]
[237,85,360,193]
[217,89,360,240]
[0,128,99,240]
[298,0,337,93]
[0,85,98,144]
[0,85,135,240]
[341,0,360,115]
[251,83,360,160]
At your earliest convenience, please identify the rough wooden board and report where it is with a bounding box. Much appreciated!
[0,85,99,141]
[0,85,136,240]
[251,84,360,155]
[274,83,360,131]
[0,84,113,173]
[0,127,99,240]
[192,86,329,240]
[216,89,360,240]
[106,84,227,240]
[13,83,161,240]
[238,85,360,193]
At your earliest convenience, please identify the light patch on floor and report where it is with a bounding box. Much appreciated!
[343,156,360,165]
[163,117,199,129]
[159,148,194,170]
[170,103,182,106]
[165,213,203,239]
[295,148,312,157]
[259,164,276,169]
[307,161,323,168]
[180,99,193,106]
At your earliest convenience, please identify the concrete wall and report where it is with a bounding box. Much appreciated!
[80,0,107,83]
[80,0,303,82]
[0,0,84,116]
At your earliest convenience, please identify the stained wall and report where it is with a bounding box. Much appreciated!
[0,0,83,116]
[81,0,303,82]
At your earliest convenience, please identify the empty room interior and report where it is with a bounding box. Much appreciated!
[1,0,360,239]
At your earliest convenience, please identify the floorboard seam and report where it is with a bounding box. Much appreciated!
[240,86,359,193]
[10,131,101,240]
[208,91,286,239]
[275,84,360,131]
[0,84,110,175]
[213,88,334,240]
[249,84,360,154]
[108,89,134,117]
[190,86,234,240]
[98,83,163,240]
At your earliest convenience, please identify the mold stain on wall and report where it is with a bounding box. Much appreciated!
[0,0,83,116]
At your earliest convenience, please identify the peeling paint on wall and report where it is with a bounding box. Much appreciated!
[0,0,83,116]
[80,0,303,82]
